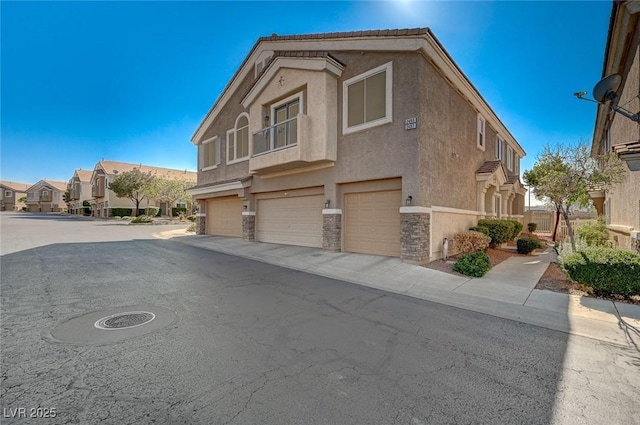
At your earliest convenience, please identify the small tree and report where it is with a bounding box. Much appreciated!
[523,142,624,251]
[108,168,155,217]
[147,178,193,219]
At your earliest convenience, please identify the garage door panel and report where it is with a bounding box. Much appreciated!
[207,198,243,237]
[257,195,323,248]
[344,190,401,257]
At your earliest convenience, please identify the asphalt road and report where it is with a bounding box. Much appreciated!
[1,213,638,424]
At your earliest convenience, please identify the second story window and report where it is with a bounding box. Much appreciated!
[495,136,504,160]
[199,136,221,170]
[477,115,485,150]
[227,114,250,164]
[343,61,393,134]
[5,191,12,197]
[507,146,514,171]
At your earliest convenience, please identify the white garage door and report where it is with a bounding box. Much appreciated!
[257,195,323,248]
[206,197,243,237]
[344,190,401,257]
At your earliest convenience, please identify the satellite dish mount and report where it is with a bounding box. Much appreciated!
[574,73,639,122]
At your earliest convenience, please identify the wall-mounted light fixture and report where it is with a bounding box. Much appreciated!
[405,195,413,206]
[243,205,248,210]
[324,199,331,208]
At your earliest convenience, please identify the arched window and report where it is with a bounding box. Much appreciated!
[227,113,250,163]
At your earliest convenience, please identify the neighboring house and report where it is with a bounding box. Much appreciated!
[24,180,68,213]
[89,160,196,217]
[187,28,526,263]
[0,181,30,211]
[590,0,640,252]
[67,169,93,215]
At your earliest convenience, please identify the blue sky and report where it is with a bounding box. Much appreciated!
[1,1,611,186]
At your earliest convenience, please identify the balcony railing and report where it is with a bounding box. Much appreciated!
[253,116,298,157]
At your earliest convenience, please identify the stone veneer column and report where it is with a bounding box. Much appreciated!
[322,209,342,252]
[400,207,431,264]
[242,211,256,242]
[196,200,206,235]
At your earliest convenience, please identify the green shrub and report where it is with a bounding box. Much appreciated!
[111,208,132,217]
[131,215,153,224]
[113,216,122,220]
[172,207,187,217]
[469,226,490,237]
[527,222,538,232]
[477,219,515,247]
[146,206,160,217]
[508,220,523,239]
[187,215,196,222]
[575,219,611,247]
[517,237,544,254]
[454,231,491,254]
[453,250,491,277]
[121,216,131,221]
[563,247,640,297]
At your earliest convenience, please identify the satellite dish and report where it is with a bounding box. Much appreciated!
[593,73,622,103]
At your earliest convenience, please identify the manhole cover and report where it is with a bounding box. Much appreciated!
[94,311,155,330]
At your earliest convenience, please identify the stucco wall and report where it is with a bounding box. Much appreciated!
[607,18,640,234]
[430,209,479,260]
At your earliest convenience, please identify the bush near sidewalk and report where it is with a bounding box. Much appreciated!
[454,231,491,254]
[562,247,640,297]
[516,237,544,255]
[453,250,491,277]
[477,219,515,247]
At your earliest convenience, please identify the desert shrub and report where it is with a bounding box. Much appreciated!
[187,215,196,222]
[113,216,122,220]
[131,215,153,224]
[121,216,131,221]
[516,237,544,254]
[111,208,132,217]
[186,223,196,233]
[477,219,515,247]
[454,231,491,254]
[562,247,640,297]
[575,218,611,247]
[146,206,160,217]
[527,222,538,232]
[453,250,491,277]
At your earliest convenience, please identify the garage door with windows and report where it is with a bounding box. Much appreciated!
[344,190,401,257]
[206,197,243,237]
[257,195,323,248]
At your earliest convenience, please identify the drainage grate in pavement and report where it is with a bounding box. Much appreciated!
[94,311,156,330]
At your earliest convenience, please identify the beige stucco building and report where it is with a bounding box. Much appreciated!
[67,169,93,215]
[188,28,526,263]
[590,1,640,252]
[89,160,196,217]
[25,180,68,213]
[0,181,30,211]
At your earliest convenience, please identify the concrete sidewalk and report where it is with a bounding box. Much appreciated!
[162,231,640,349]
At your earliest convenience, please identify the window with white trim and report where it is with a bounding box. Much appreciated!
[507,146,514,171]
[477,115,485,150]
[227,114,250,164]
[5,190,12,197]
[343,62,392,134]
[199,136,221,170]
[53,191,58,199]
[495,136,504,160]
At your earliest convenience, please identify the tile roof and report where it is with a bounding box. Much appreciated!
[0,181,31,192]
[27,180,68,192]
[257,28,430,42]
[475,160,503,174]
[96,161,197,181]
[506,175,520,185]
[74,169,93,182]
